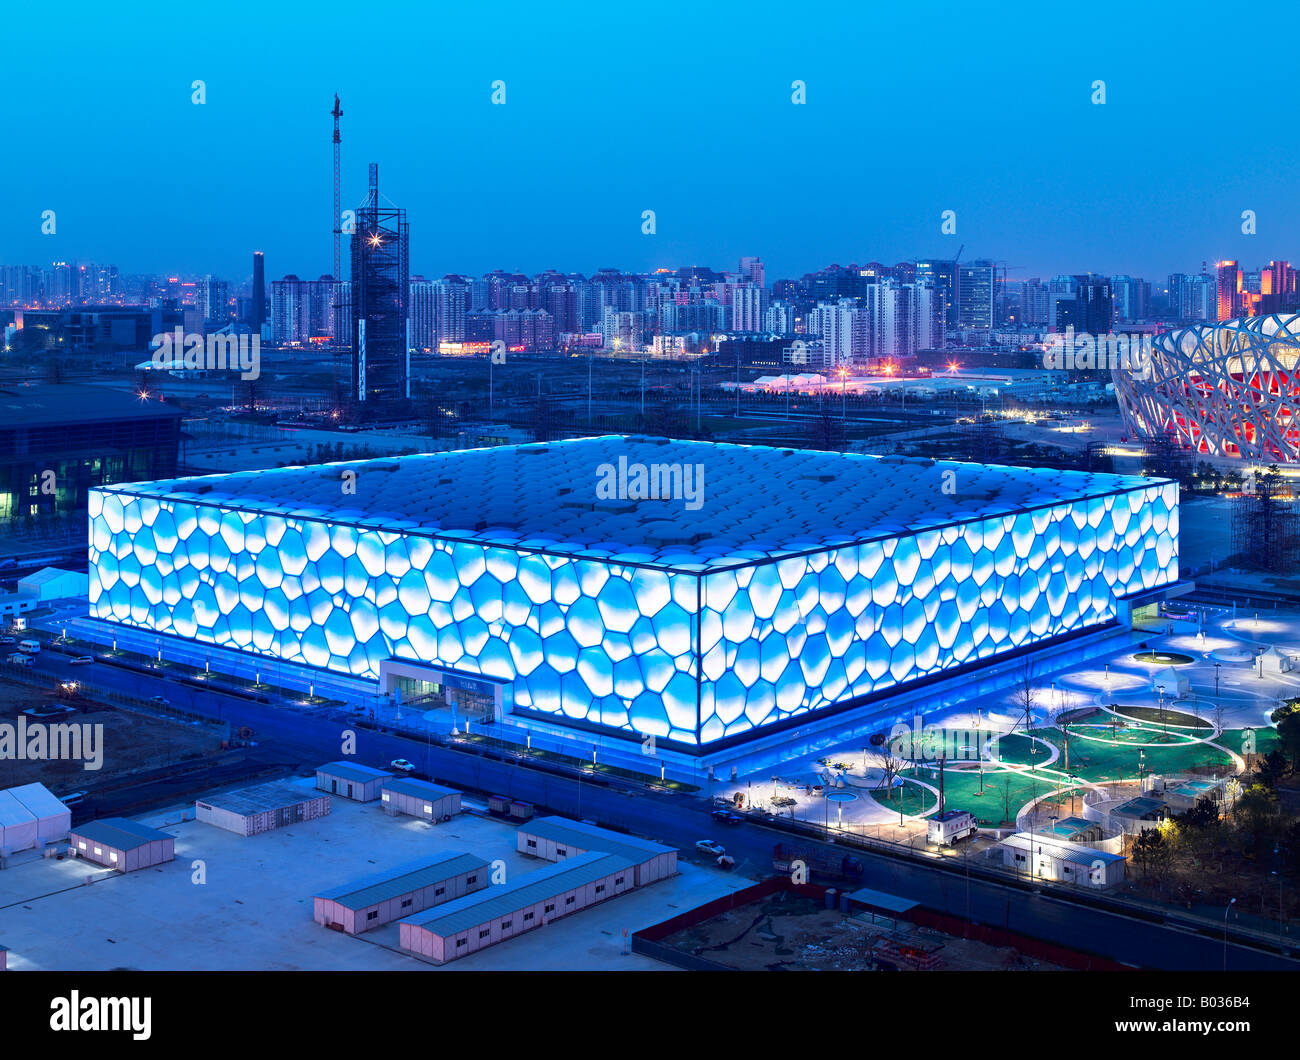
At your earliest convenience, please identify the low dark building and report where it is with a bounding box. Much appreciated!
[0,384,183,523]
[14,307,168,356]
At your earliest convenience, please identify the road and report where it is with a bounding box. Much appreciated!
[11,645,1299,971]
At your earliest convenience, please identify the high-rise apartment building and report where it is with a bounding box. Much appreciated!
[1216,260,1242,320]
[957,260,996,330]
[915,259,958,330]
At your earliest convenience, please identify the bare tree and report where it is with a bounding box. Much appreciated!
[1013,659,1041,771]
[877,743,908,801]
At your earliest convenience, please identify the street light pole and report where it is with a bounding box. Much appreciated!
[1223,897,1237,971]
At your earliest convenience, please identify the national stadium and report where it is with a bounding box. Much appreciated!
[87,437,1180,754]
[1113,313,1300,463]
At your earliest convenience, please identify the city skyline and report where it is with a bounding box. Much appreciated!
[1,0,1291,282]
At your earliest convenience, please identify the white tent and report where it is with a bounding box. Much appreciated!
[8,783,71,844]
[1150,666,1190,697]
[1259,646,1294,675]
[0,791,39,855]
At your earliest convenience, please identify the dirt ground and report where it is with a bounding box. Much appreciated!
[0,677,223,794]
[662,891,1065,971]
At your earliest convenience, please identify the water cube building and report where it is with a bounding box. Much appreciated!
[88,437,1179,752]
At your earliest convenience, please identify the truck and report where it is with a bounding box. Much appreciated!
[773,841,865,881]
[488,794,535,821]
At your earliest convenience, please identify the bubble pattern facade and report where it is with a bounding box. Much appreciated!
[88,439,1179,750]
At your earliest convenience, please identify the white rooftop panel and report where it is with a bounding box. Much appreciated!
[97,436,1157,570]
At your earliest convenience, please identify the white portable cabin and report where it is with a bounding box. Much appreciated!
[313,853,489,935]
[380,777,462,822]
[515,816,677,885]
[399,851,635,964]
[69,818,176,872]
[998,832,1126,888]
[315,761,392,802]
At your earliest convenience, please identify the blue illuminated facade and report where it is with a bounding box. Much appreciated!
[88,438,1179,751]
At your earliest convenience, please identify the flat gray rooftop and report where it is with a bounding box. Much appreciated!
[0,384,184,427]
[0,789,740,970]
[382,778,460,800]
[402,851,633,938]
[317,761,393,784]
[520,817,676,862]
[71,818,174,850]
[314,853,489,911]
[197,781,324,817]
[96,435,1156,569]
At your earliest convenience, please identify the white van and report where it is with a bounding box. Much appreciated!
[18,639,40,654]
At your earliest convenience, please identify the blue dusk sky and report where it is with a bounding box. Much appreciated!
[0,0,1287,286]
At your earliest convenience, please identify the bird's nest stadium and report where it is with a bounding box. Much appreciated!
[1114,314,1300,462]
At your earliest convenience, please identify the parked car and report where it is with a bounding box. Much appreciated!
[869,731,887,746]
[711,809,743,825]
[390,758,416,773]
[61,791,87,807]
[695,839,725,857]
[68,655,94,665]
[0,636,15,646]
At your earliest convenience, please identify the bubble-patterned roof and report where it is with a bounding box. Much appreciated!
[102,436,1159,571]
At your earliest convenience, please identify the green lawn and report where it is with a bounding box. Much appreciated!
[1109,705,1212,730]
[922,765,1076,826]
[1066,724,1192,746]
[1028,726,1235,781]
[865,777,936,817]
[992,732,1057,767]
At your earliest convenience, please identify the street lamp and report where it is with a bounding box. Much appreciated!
[1273,846,1286,936]
[1223,897,1237,971]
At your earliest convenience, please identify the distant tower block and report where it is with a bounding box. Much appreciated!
[349,163,409,404]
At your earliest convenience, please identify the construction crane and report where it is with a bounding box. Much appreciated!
[331,94,343,282]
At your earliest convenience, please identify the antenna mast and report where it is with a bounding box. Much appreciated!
[331,94,343,281]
